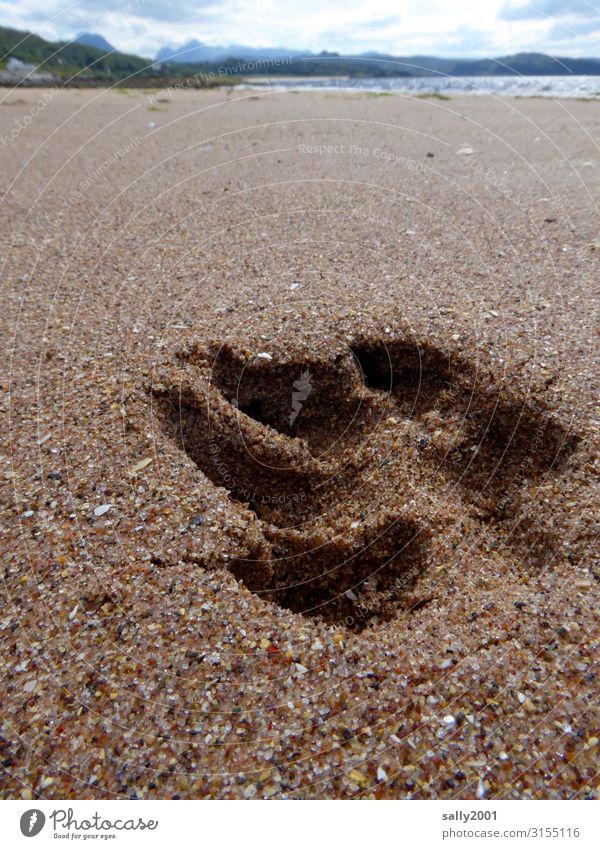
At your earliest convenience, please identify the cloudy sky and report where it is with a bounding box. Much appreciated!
[2,0,600,58]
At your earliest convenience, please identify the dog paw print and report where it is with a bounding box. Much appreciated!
[153,335,578,630]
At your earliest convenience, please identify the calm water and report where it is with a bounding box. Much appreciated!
[244,75,600,99]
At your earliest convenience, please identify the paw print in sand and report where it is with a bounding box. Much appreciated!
[154,335,577,630]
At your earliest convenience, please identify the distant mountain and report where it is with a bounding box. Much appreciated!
[154,42,600,76]
[155,40,304,64]
[74,32,116,53]
[355,52,600,76]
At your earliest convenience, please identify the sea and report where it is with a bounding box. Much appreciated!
[243,75,600,99]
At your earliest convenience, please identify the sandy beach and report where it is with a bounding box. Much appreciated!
[1,87,598,800]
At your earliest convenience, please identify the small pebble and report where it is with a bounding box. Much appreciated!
[131,457,152,473]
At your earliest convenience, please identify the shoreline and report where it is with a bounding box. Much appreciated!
[2,73,600,100]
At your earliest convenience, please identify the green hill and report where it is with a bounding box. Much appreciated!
[0,25,150,80]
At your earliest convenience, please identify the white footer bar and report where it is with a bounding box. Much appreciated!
[0,799,597,848]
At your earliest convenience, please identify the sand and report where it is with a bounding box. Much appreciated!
[0,87,598,800]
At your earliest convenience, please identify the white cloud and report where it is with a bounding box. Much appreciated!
[1,0,599,57]
[499,1,600,21]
